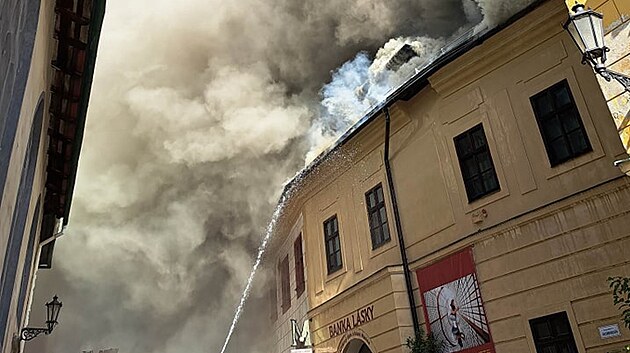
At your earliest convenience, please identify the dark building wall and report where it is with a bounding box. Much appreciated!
[0,0,42,201]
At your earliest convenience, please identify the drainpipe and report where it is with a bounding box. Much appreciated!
[383,107,421,336]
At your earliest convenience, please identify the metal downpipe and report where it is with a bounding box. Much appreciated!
[383,106,421,336]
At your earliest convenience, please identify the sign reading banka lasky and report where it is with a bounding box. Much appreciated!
[328,305,374,338]
[416,248,495,353]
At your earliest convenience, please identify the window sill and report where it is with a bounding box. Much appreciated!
[369,238,396,259]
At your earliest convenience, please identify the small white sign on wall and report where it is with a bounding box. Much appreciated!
[291,349,313,353]
[598,324,622,339]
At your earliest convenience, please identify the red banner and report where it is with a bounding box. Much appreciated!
[416,248,495,353]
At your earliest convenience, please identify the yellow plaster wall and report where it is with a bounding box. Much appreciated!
[568,0,630,153]
[270,1,630,352]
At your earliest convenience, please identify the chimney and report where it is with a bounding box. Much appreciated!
[386,44,417,71]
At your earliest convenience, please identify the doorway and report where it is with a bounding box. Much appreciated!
[343,339,373,353]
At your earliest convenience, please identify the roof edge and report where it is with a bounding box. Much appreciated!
[62,0,106,225]
[280,0,550,200]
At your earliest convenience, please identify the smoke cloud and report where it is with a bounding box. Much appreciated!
[26,0,534,353]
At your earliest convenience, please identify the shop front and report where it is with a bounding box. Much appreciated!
[308,268,414,353]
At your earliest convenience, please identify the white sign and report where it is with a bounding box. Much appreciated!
[598,324,621,339]
[291,349,313,353]
[291,319,312,348]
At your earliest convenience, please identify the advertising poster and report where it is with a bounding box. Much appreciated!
[416,248,495,353]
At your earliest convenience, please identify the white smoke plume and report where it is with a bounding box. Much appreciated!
[26,0,535,353]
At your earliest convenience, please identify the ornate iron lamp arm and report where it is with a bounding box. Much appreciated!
[603,70,630,93]
[20,327,50,341]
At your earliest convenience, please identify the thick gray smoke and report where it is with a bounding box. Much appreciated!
[26,1,534,353]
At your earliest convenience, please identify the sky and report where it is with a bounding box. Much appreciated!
[26,1,535,353]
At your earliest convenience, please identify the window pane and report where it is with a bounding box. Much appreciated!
[371,212,380,228]
[379,208,387,224]
[478,151,493,172]
[535,94,554,116]
[543,118,564,140]
[368,192,376,207]
[553,316,571,335]
[567,130,588,153]
[472,128,487,149]
[553,86,571,107]
[559,110,580,132]
[382,224,390,241]
[482,170,498,191]
[470,176,484,197]
[332,218,338,232]
[456,135,473,155]
[550,138,570,162]
[376,186,384,203]
[533,321,552,339]
[463,157,478,178]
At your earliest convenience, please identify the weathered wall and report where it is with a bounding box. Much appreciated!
[0,0,54,352]
[0,0,41,201]
[270,216,311,353]
[277,1,630,352]
[584,0,630,153]
[474,177,630,353]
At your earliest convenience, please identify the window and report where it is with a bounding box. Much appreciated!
[529,312,578,353]
[323,215,342,274]
[365,184,390,249]
[454,124,500,202]
[294,234,305,297]
[531,80,591,166]
[269,276,277,322]
[279,255,290,313]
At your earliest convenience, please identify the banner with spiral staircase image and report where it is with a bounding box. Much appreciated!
[416,248,495,353]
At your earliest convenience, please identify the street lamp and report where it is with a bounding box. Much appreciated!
[564,2,630,92]
[20,295,63,341]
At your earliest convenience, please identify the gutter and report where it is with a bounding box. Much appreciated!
[39,225,64,248]
[383,107,421,336]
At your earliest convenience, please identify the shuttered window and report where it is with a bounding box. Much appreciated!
[294,234,305,297]
[279,255,290,313]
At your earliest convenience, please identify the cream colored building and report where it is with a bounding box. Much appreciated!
[268,212,311,353]
[0,0,104,352]
[268,0,630,353]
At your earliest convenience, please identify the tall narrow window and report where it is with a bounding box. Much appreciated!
[454,124,500,202]
[294,234,305,297]
[529,312,578,353]
[279,255,291,313]
[323,215,342,274]
[269,275,277,322]
[365,184,390,249]
[530,80,591,166]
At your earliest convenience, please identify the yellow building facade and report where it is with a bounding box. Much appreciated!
[268,1,630,353]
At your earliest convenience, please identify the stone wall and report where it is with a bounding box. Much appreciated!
[584,0,630,153]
